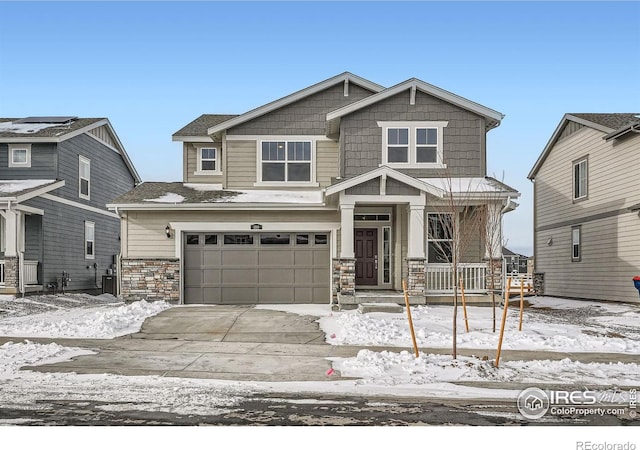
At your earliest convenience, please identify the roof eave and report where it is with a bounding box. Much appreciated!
[172,135,215,142]
[107,202,328,210]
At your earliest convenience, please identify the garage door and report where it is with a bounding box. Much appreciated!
[183,232,331,304]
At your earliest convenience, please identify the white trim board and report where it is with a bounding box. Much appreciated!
[40,193,119,219]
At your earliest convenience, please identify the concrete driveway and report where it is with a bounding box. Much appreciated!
[28,305,359,382]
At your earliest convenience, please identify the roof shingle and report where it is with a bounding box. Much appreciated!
[172,114,238,137]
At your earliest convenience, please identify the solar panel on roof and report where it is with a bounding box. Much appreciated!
[14,116,78,124]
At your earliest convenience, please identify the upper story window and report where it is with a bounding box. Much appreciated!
[79,155,90,200]
[259,140,312,183]
[573,156,588,201]
[195,147,221,175]
[378,121,448,168]
[8,144,31,168]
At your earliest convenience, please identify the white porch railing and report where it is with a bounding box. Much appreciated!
[0,260,39,286]
[426,263,487,294]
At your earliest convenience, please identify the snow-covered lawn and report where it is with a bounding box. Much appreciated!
[0,294,171,338]
[0,294,638,419]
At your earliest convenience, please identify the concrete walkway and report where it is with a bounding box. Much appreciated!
[2,305,638,382]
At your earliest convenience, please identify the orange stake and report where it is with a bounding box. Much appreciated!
[402,279,420,358]
[495,277,511,368]
[460,278,469,333]
[518,276,525,332]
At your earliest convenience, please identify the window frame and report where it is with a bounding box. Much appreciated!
[195,146,221,175]
[79,155,91,200]
[571,225,581,262]
[256,139,317,186]
[427,212,454,264]
[572,156,588,201]
[85,221,95,260]
[378,121,448,168]
[8,144,31,168]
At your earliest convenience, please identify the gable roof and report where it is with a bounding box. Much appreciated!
[528,113,640,180]
[0,179,65,202]
[206,72,384,136]
[0,117,141,184]
[326,78,504,135]
[172,114,238,141]
[324,166,445,198]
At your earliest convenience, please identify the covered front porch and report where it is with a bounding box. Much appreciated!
[325,167,518,305]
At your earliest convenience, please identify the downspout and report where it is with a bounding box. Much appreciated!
[114,206,122,298]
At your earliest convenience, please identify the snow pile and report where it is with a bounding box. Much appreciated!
[0,121,61,134]
[0,179,56,194]
[220,190,323,204]
[144,192,186,203]
[0,341,94,380]
[320,304,640,354]
[0,300,171,338]
[334,350,640,386]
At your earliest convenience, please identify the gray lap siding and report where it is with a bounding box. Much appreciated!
[0,143,57,180]
[24,197,120,291]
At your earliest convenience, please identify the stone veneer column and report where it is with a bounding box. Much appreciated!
[406,257,426,296]
[121,258,180,303]
[333,258,356,302]
[3,256,19,292]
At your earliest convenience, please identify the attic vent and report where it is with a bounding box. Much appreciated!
[14,116,78,125]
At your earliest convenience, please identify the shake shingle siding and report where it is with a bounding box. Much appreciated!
[340,90,485,178]
[227,83,375,136]
[56,133,136,207]
[0,143,57,180]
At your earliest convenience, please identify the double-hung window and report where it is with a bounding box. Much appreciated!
[79,156,90,200]
[85,221,95,259]
[194,147,222,175]
[8,144,31,167]
[571,226,581,262]
[427,213,454,263]
[379,121,447,167]
[260,140,312,183]
[573,157,588,201]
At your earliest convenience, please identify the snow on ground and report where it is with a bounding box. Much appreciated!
[0,294,171,338]
[259,297,640,354]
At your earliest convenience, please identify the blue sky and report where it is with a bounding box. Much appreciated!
[1,1,639,256]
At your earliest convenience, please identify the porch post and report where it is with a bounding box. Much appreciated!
[3,210,20,292]
[406,199,426,297]
[333,200,356,304]
[339,203,355,258]
[485,201,504,294]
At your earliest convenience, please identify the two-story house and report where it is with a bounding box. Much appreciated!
[528,113,640,303]
[109,73,519,305]
[0,116,140,294]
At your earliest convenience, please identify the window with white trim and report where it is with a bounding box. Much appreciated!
[79,156,90,199]
[573,157,588,200]
[427,213,453,263]
[260,141,312,183]
[195,147,222,175]
[379,121,447,167]
[571,226,581,262]
[85,221,95,259]
[8,144,31,167]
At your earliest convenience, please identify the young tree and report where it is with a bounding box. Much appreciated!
[427,176,486,359]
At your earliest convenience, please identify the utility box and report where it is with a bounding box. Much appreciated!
[102,275,117,295]
[633,276,640,298]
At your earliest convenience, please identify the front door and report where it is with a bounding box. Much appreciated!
[355,228,378,286]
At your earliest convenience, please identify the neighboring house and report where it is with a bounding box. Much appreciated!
[528,113,640,303]
[0,116,140,294]
[502,246,529,274]
[109,73,519,305]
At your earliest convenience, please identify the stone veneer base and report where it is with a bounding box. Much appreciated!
[121,258,180,303]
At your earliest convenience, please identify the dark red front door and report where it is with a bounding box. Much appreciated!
[355,228,378,286]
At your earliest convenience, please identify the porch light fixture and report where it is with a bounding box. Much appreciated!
[165,225,172,238]
[547,237,553,246]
